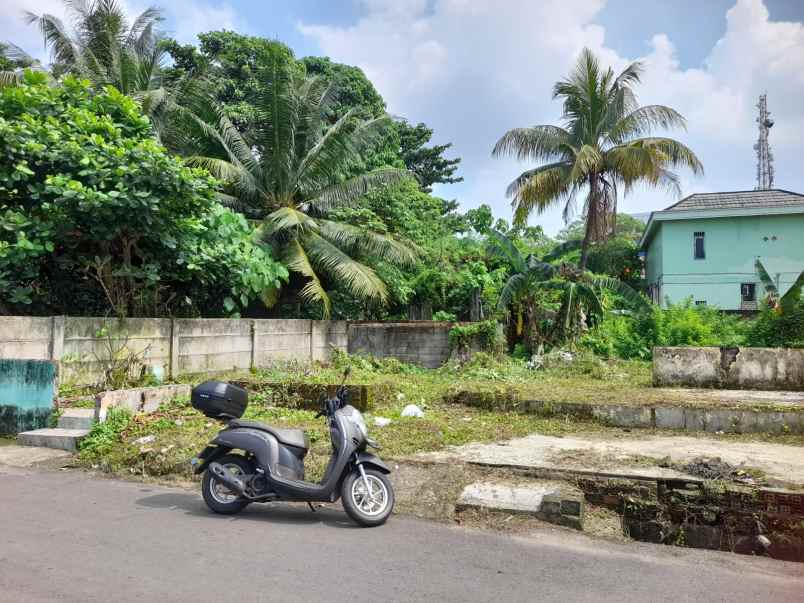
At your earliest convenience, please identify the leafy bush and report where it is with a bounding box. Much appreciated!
[586,236,643,287]
[581,299,749,359]
[79,406,131,458]
[448,320,503,353]
[745,300,804,348]
[0,72,286,316]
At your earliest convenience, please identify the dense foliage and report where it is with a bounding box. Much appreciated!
[3,6,798,352]
[0,73,286,317]
[580,299,749,359]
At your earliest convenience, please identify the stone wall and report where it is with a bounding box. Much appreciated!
[347,321,453,369]
[653,346,804,391]
[0,316,448,384]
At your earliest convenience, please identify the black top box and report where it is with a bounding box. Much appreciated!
[191,380,248,420]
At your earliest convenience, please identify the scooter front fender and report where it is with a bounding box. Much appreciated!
[355,452,391,474]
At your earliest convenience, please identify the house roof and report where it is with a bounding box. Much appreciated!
[663,189,804,211]
[639,189,804,250]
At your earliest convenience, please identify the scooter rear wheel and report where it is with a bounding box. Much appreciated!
[202,454,252,515]
[341,468,394,527]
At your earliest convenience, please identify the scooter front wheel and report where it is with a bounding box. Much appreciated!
[202,454,252,515]
[341,468,394,527]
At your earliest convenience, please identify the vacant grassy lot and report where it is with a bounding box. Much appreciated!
[74,352,804,481]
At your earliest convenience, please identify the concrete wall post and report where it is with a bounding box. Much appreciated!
[50,316,65,361]
[250,320,257,370]
[169,319,180,379]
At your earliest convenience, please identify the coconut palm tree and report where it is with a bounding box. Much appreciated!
[493,48,703,269]
[489,231,648,349]
[25,1,165,93]
[175,60,416,317]
[23,0,186,133]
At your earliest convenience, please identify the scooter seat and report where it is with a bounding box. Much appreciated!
[227,419,309,450]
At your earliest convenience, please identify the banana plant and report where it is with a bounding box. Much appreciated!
[488,230,649,348]
[755,259,804,315]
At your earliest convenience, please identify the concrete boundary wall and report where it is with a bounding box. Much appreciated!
[654,346,804,391]
[0,317,432,384]
[347,321,452,369]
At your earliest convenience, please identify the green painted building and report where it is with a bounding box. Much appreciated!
[640,189,804,310]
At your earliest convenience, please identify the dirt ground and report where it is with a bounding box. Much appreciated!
[415,432,804,488]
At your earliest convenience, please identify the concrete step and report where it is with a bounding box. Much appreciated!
[456,480,584,530]
[57,408,95,430]
[17,428,90,452]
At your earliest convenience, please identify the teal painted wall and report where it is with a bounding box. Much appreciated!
[0,359,55,434]
[645,213,804,310]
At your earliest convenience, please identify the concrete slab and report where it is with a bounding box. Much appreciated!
[0,444,71,467]
[58,408,95,430]
[456,481,584,529]
[523,388,804,434]
[17,428,90,452]
[417,433,804,488]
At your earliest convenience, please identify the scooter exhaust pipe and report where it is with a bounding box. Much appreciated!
[209,462,247,496]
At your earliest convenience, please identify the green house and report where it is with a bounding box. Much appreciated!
[640,189,804,310]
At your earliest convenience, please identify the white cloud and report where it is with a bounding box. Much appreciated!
[149,0,243,46]
[300,0,804,234]
[0,0,66,63]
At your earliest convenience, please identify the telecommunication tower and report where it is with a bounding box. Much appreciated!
[754,94,775,190]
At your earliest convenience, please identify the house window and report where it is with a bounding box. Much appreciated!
[693,231,705,259]
[695,300,707,306]
[741,283,756,302]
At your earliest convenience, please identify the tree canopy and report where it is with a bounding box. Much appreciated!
[0,71,286,317]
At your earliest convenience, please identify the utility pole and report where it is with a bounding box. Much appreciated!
[754,93,775,190]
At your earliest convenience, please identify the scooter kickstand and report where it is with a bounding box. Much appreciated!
[307,502,317,513]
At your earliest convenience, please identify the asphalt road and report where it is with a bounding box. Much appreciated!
[0,466,801,602]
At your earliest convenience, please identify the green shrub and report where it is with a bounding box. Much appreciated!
[78,406,131,458]
[448,320,503,353]
[745,300,804,347]
[580,298,749,359]
[0,71,286,317]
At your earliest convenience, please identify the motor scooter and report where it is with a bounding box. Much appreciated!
[190,368,394,527]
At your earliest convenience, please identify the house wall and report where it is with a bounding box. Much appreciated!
[646,213,804,310]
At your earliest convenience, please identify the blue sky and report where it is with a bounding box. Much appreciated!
[3,0,804,234]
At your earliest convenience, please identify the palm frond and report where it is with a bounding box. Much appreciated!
[511,163,577,225]
[492,125,572,161]
[24,11,80,67]
[607,105,687,144]
[308,168,410,213]
[569,144,604,181]
[316,219,419,267]
[303,232,388,304]
[283,239,331,318]
[264,206,317,235]
[607,137,703,192]
[185,155,258,199]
